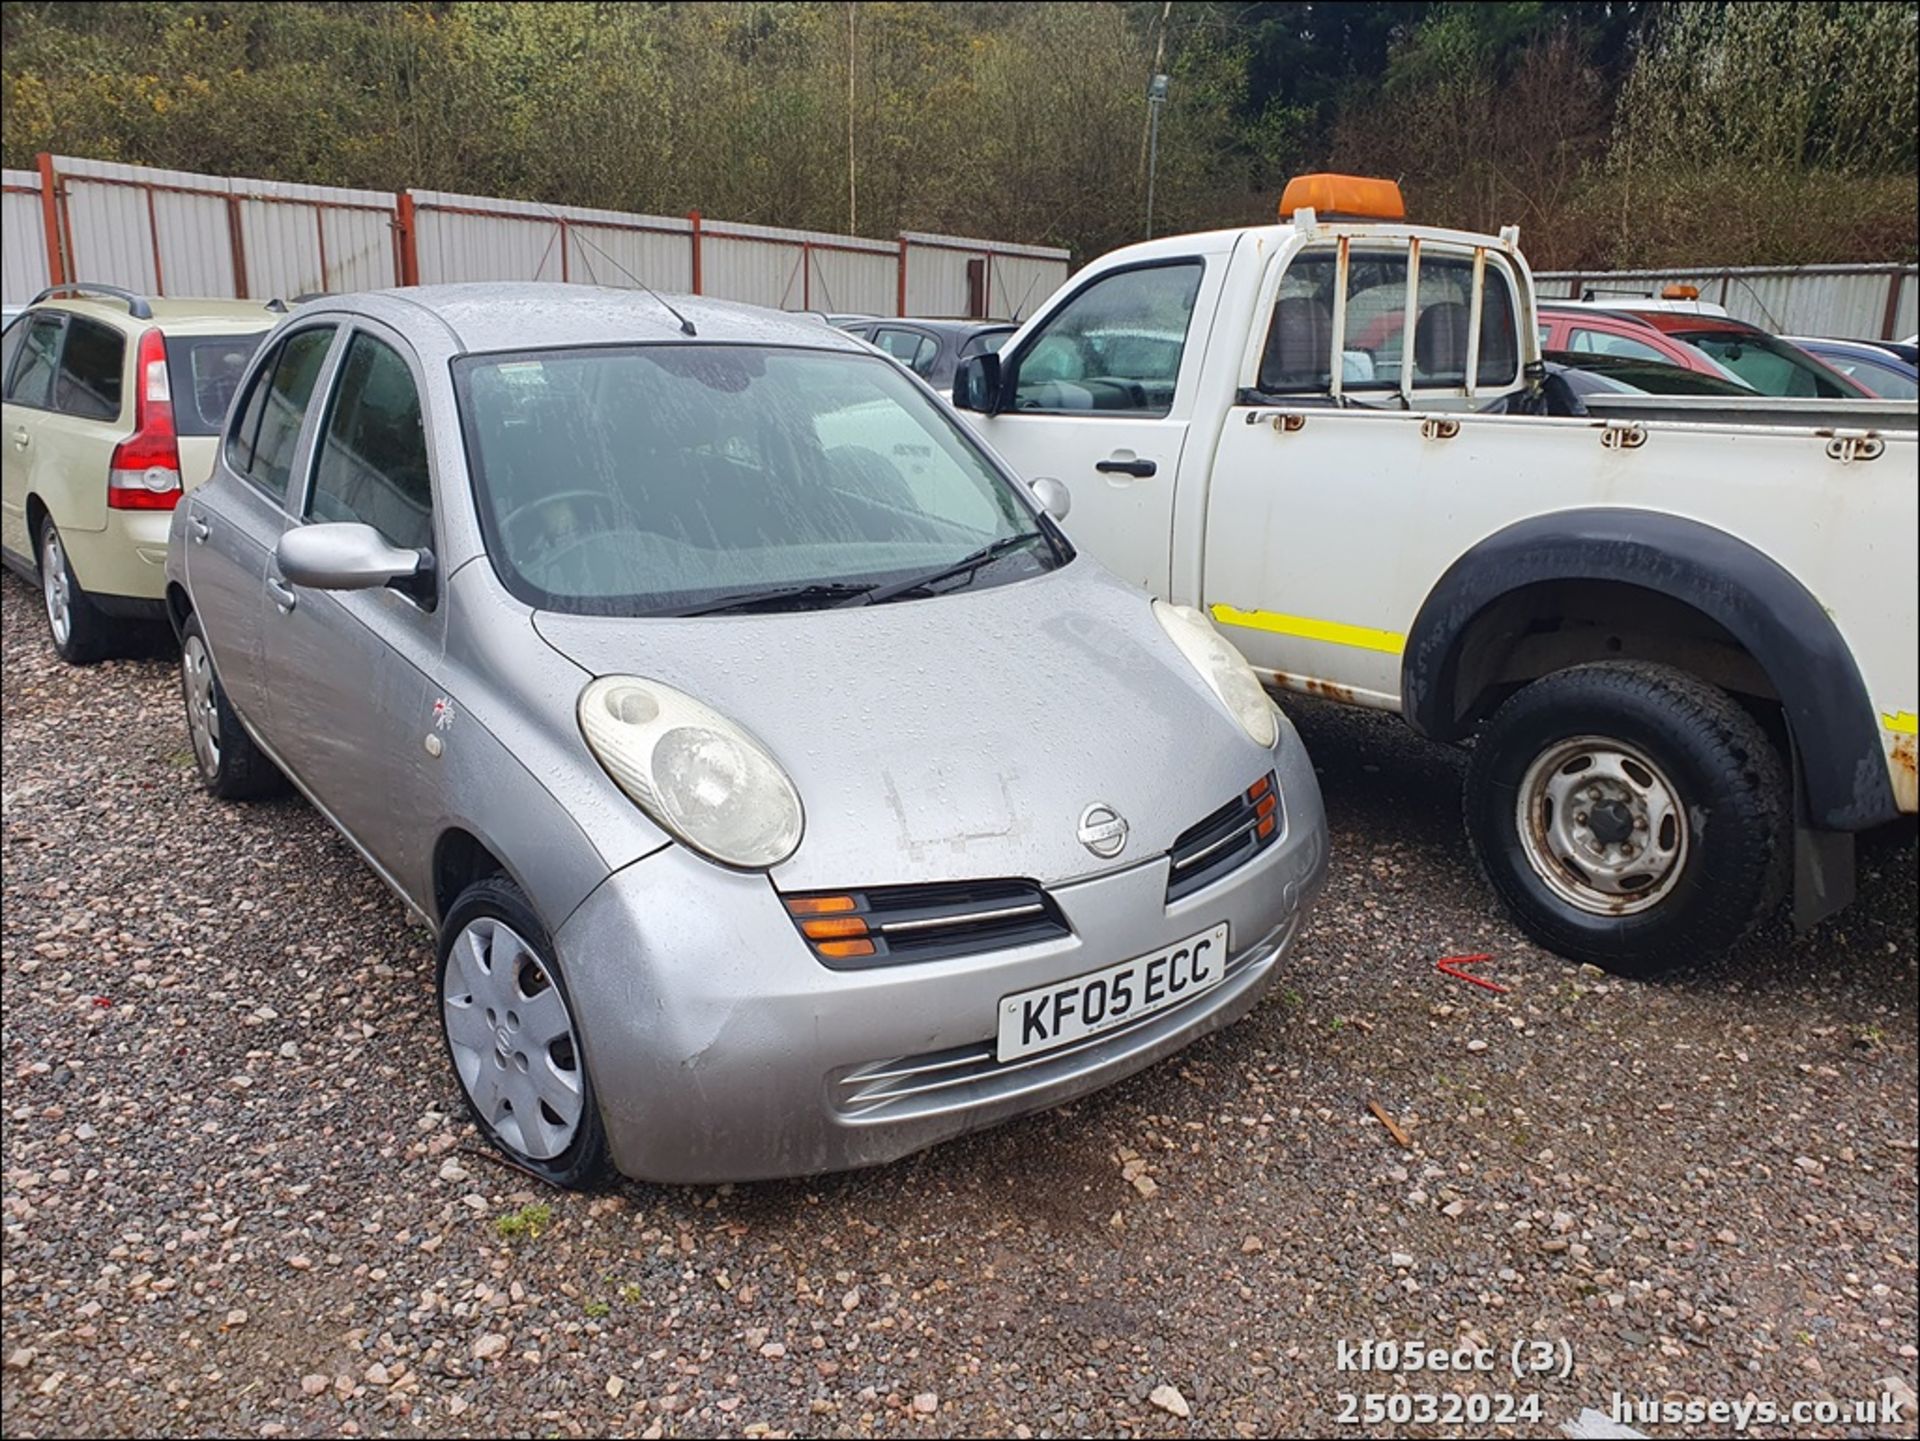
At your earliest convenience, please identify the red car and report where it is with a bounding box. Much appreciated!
[1536,306,1745,383]
[1540,305,1873,399]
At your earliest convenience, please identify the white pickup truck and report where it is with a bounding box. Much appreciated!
[949,174,1917,976]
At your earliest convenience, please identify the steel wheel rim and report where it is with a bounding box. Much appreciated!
[41,531,71,647]
[442,918,585,1162]
[1517,735,1689,917]
[181,634,221,776]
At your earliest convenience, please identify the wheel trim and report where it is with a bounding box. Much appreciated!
[181,635,222,776]
[41,530,71,647]
[443,917,585,1162]
[1517,735,1689,918]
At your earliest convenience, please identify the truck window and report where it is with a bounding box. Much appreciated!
[1256,246,1519,395]
[1008,261,1202,417]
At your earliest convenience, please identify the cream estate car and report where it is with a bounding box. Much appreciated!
[2,284,279,663]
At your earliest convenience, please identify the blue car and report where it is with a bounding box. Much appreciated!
[1783,336,1918,399]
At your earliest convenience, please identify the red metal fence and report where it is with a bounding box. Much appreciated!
[11,154,1071,320]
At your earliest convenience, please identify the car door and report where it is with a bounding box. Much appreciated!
[264,319,442,893]
[961,258,1216,596]
[185,323,338,729]
[1,313,68,561]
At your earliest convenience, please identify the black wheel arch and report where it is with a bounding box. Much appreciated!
[1402,508,1896,832]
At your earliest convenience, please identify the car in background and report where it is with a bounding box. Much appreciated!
[1601,310,1875,399]
[1782,336,1918,400]
[1538,306,1753,387]
[166,283,1329,1186]
[2,305,22,331]
[833,317,1017,391]
[1,283,280,662]
[1542,350,1760,398]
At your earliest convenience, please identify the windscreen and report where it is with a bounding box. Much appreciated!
[454,344,1055,615]
[167,333,270,436]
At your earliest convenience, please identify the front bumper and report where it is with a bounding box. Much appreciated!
[554,717,1330,1184]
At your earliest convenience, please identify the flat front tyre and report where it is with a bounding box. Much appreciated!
[37,517,109,665]
[437,876,610,1190]
[180,613,285,799]
[1465,662,1789,978]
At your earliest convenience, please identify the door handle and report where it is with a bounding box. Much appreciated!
[267,575,298,613]
[187,513,211,543]
[1095,456,1156,478]
[8,427,27,451]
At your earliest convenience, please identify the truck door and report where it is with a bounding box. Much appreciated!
[962,257,1220,596]
[1200,238,1528,706]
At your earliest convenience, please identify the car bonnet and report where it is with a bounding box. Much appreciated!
[530,562,1275,890]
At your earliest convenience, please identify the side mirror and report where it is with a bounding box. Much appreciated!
[277,522,433,600]
[953,352,1003,414]
[1029,476,1072,521]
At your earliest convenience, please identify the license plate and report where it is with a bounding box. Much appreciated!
[996,923,1230,1063]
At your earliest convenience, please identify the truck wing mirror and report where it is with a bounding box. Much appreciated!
[953,352,1003,414]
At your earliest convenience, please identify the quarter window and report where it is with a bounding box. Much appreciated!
[1009,262,1202,416]
[53,317,126,422]
[308,333,433,552]
[227,327,336,502]
[7,316,64,410]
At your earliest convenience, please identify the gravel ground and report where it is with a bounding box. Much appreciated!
[2,569,1916,1440]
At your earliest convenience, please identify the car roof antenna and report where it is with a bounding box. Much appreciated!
[546,206,696,337]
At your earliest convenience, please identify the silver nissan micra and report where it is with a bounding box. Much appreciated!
[165,285,1328,1187]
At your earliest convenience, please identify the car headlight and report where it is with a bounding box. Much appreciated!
[578,676,803,869]
[1152,600,1279,749]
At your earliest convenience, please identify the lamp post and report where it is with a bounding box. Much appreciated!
[1145,72,1169,239]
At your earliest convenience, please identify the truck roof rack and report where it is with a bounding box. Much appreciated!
[30,282,154,320]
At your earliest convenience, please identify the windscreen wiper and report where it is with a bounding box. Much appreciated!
[676,581,881,617]
[856,531,1051,608]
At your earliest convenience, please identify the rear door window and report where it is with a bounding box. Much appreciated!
[7,315,66,410]
[169,334,267,436]
[53,316,126,422]
[874,328,938,377]
[226,326,336,501]
[307,332,433,552]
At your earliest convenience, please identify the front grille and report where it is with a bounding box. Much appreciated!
[781,879,1070,970]
[1166,771,1281,902]
[831,915,1298,1120]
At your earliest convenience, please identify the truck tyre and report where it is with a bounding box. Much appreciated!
[1464,661,1788,978]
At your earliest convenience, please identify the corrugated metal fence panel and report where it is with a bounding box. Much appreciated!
[1535,265,1918,340]
[988,254,1067,323]
[151,186,237,296]
[235,177,396,298]
[2,168,49,304]
[411,190,562,285]
[567,220,693,293]
[55,156,168,293]
[702,228,805,309]
[901,232,1071,319]
[806,247,894,315]
[903,243,971,316]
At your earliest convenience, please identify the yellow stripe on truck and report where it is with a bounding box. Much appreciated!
[1209,603,1407,656]
[1885,711,1919,735]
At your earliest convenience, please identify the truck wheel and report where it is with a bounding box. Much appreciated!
[1464,661,1788,978]
[180,612,286,800]
[437,875,610,1190]
[37,517,110,665]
